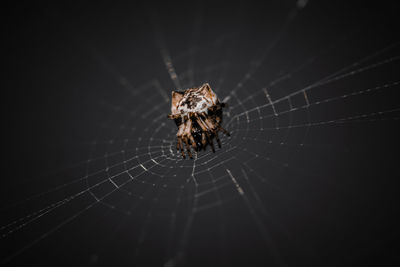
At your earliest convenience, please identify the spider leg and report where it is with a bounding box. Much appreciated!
[176,117,192,158]
[199,113,218,153]
[193,114,209,149]
[215,131,221,148]
[188,134,197,151]
[201,132,207,150]
[183,136,193,159]
[204,120,223,149]
[196,114,213,133]
[206,132,215,153]
[180,117,194,159]
[199,123,213,151]
[177,136,186,158]
[201,112,216,129]
[186,116,197,151]
[197,121,215,152]
[176,136,180,151]
[218,126,230,136]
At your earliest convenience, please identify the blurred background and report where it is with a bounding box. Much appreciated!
[2,1,400,266]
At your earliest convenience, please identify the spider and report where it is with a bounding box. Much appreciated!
[168,83,230,159]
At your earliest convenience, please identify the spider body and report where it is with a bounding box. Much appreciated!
[168,83,230,159]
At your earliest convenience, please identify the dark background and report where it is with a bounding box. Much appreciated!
[2,1,400,266]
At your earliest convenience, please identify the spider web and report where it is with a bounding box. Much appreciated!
[2,1,400,266]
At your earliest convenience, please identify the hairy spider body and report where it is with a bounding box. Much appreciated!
[168,83,230,159]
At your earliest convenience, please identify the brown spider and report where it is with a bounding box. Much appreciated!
[168,83,230,159]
